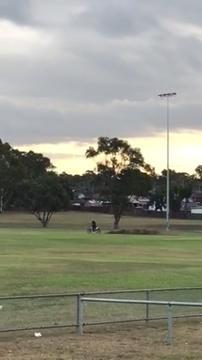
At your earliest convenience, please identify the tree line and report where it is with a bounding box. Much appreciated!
[0,140,71,227]
[0,138,201,228]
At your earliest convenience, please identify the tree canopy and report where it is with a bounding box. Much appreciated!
[0,139,71,226]
[86,137,153,228]
[23,172,70,227]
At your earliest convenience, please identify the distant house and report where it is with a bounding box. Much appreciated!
[84,199,102,208]
[191,191,202,205]
[128,195,150,209]
[180,186,202,214]
[191,207,202,214]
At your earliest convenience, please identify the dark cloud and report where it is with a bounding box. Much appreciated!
[72,1,158,38]
[0,0,202,146]
[1,97,202,147]
[0,0,30,24]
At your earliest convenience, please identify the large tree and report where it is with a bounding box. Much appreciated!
[22,172,70,227]
[0,140,24,212]
[86,137,153,229]
[0,139,55,213]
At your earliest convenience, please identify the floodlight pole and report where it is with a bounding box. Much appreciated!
[158,92,176,231]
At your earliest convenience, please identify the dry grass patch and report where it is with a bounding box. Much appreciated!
[0,320,202,359]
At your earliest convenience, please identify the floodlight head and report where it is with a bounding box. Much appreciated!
[158,92,177,97]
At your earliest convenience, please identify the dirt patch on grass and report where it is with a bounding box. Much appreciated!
[0,320,202,359]
[108,228,159,235]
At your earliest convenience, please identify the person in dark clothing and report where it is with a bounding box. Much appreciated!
[87,220,101,233]
[91,220,97,232]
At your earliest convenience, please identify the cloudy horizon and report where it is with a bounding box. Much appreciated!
[1,0,202,174]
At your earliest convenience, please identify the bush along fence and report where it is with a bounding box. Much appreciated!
[1,287,202,344]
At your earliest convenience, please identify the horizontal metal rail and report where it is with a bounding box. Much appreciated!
[0,293,80,301]
[0,324,76,333]
[0,286,202,300]
[82,297,202,307]
[84,313,202,326]
[74,286,202,295]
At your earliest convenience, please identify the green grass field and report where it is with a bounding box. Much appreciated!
[0,211,202,296]
[1,211,202,359]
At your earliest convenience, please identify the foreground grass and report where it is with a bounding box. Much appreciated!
[0,212,202,358]
[0,226,202,295]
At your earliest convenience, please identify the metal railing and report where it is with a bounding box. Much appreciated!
[0,287,202,339]
[78,296,202,344]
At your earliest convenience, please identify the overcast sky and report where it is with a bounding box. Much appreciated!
[1,0,202,172]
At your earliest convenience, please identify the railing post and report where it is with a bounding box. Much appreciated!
[145,290,150,322]
[166,304,173,345]
[76,294,83,335]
